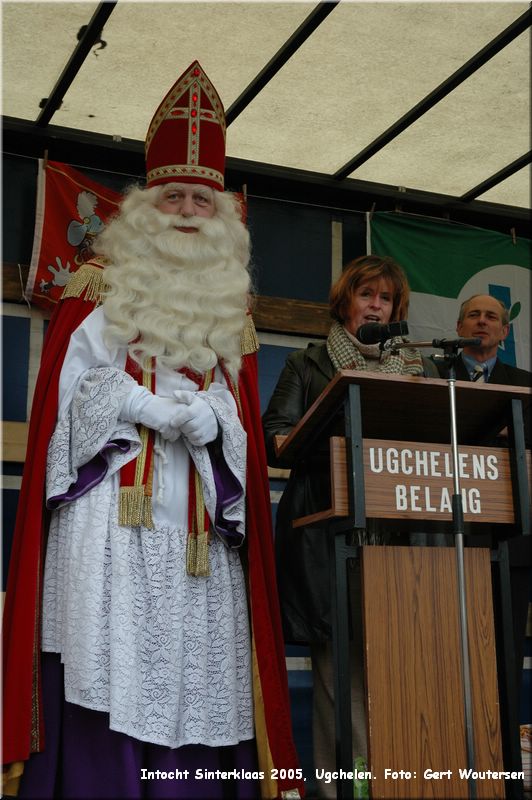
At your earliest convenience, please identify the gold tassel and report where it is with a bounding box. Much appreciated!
[240,314,259,355]
[186,535,198,575]
[61,261,109,303]
[142,495,153,528]
[186,531,210,577]
[119,486,154,528]
[194,531,210,577]
[186,470,211,577]
[2,762,24,798]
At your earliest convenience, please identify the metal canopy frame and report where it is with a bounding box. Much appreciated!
[36,3,119,128]
[226,0,340,125]
[2,0,531,231]
[333,7,532,181]
[3,114,530,235]
[460,149,532,203]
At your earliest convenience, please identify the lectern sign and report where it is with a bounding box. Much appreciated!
[329,438,522,524]
[365,439,515,521]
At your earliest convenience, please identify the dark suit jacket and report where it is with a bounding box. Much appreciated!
[436,353,531,387]
[437,355,531,449]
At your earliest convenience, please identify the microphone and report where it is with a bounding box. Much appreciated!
[355,321,409,345]
[431,337,481,349]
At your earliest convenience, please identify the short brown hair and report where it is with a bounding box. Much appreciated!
[458,294,509,326]
[329,255,410,324]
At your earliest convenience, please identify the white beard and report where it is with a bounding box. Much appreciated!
[94,186,251,380]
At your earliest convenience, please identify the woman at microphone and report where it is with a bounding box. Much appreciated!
[262,254,438,798]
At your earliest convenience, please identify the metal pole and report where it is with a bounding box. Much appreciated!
[447,361,477,799]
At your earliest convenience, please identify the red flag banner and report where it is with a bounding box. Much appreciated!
[26,160,122,312]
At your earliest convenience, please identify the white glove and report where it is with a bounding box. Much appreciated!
[120,385,182,442]
[172,389,218,447]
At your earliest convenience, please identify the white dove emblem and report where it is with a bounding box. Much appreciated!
[67,191,105,246]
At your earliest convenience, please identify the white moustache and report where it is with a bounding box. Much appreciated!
[129,205,208,236]
[157,215,229,245]
[161,214,207,231]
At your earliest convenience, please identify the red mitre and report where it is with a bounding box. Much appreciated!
[145,60,226,192]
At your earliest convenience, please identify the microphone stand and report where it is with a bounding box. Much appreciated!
[385,336,480,797]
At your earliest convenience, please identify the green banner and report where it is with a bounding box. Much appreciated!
[370,212,531,370]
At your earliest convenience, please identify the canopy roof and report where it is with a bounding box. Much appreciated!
[2,1,530,215]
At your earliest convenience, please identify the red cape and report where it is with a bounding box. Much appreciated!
[2,263,304,799]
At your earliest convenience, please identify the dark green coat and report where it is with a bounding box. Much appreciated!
[262,342,439,643]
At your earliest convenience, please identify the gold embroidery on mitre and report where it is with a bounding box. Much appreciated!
[145,63,225,155]
[146,164,224,187]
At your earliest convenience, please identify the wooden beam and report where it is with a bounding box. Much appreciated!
[3,262,29,304]
[253,295,329,337]
[267,466,291,480]
[2,421,29,462]
[3,262,331,338]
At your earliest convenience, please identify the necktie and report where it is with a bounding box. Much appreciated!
[472,364,486,383]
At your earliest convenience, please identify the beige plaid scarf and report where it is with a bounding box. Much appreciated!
[326,321,424,375]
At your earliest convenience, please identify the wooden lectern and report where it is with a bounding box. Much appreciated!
[275,372,531,800]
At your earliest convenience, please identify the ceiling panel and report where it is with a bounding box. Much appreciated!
[43,2,314,139]
[479,166,530,207]
[2,2,101,121]
[2,0,530,211]
[228,2,528,174]
[347,30,530,202]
